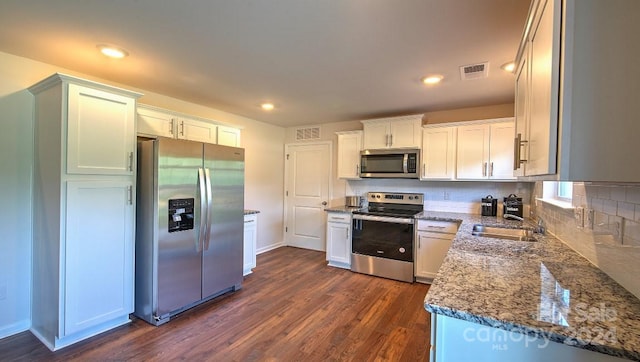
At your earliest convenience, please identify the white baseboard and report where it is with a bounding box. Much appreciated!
[0,319,30,339]
[256,241,285,255]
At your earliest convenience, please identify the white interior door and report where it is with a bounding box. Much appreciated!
[285,142,331,251]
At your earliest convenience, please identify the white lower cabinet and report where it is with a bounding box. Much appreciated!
[326,212,352,269]
[430,314,627,362]
[64,180,134,336]
[243,213,258,276]
[415,220,458,283]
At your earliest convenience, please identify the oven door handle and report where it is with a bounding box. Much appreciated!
[353,214,414,224]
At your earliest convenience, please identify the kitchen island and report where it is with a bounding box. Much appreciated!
[420,212,640,361]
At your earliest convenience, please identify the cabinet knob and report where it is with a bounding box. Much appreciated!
[322,201,328,206]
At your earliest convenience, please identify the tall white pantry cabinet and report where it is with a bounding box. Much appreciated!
[28,74,142,351]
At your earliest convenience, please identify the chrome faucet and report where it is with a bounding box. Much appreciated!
[503,213,524,221]
[503,214,546,235]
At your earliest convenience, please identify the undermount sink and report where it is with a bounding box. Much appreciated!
[471,224,537,242]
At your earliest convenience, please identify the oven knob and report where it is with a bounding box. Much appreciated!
[408,196,413,200]
[376,195,381,199]
[399,247,406,253]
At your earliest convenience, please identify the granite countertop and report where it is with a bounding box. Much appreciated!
[421,211,640,361]
[244,209,260,215]
[324,206,364,213]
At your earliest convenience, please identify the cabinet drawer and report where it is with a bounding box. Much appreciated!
[416,219,459,234]
[327,213,351,223]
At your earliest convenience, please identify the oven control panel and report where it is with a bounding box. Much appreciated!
[366,192,423,205]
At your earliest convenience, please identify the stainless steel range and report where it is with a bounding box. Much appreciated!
[351,192,423,283]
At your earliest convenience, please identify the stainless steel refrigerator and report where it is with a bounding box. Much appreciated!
[134,137,244,325]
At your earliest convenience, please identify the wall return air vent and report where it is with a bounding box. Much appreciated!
[459,62,489,80]
[295,126,321,141]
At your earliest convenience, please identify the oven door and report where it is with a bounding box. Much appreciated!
[352,214,414,262]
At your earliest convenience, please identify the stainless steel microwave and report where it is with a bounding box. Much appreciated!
[360,149,420,178]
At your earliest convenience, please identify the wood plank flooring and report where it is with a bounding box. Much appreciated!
[0,247,431,361]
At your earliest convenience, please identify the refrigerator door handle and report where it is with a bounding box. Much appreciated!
[197,168,207,252]
[203,168,213,250]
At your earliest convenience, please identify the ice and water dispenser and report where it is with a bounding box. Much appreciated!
[168,198,195,232]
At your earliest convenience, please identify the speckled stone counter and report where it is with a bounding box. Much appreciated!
[420,211,640,361]
[244,209,260,215]
[324,206,363,213]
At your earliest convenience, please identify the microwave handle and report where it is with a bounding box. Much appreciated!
[403,153,408,173]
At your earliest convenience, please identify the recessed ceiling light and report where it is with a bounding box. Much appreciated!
[421,75,444,85]
[261,103,275,111]
[97,44,128,59]
[501,62,515,73]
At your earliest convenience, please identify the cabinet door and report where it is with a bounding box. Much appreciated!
[326,220,351,268]
[528,0,560,176]
[176,117,217,144]
[337,132,362,179]
[488,122,516,180]
[218,126,241,147]
[421,127,456,180]
[415,232,452,280]
[514,47,530,177]
[64,180,134,336]
[243,214,257,276]
[389,118,421,148]
[137,107,175,138]
[456,124,490,179]
[362,122,390,149]
[67,84,135,175]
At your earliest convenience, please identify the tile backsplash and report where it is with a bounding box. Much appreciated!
[346,179,533,215]
[532,182,640,299]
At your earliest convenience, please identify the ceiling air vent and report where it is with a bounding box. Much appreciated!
[460,62,489,80]
[295,126,321,141]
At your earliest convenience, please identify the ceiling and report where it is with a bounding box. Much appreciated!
[0,0,531,127]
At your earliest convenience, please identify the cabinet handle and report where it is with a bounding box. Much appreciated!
[385,134,389,147]
[128,151,134,172]
[422,163,426,178]
[389,134,393,147]
[356,164,360,176]
[180,121,185,136]
[346,228,350,240]
[169,120,174,135]
[482,162,487,177]
[513,133,528,170]
[245,219,254,223]
[490,162,494,177]
[127,185,133,205]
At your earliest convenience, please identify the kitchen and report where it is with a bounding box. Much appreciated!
[1,0,640,361]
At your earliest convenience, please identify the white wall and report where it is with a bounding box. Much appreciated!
[0,51,285,337]
[0,61,34,338]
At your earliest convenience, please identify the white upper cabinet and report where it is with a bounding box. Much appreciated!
[176,117,217,144]
[421,125,456,180]
[66,83,136,175]
[217,125,241,147]
[515,0,640,182]
[514,0,560,177]
[137,104,241,147]
[137,106,175,138]
[336,131,363,179]
[456,119,515,180]
[361,115,422,149]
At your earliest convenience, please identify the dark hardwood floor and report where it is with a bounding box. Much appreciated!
[0,247,431,361]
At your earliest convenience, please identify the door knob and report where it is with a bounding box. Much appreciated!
[322,201,328,206]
